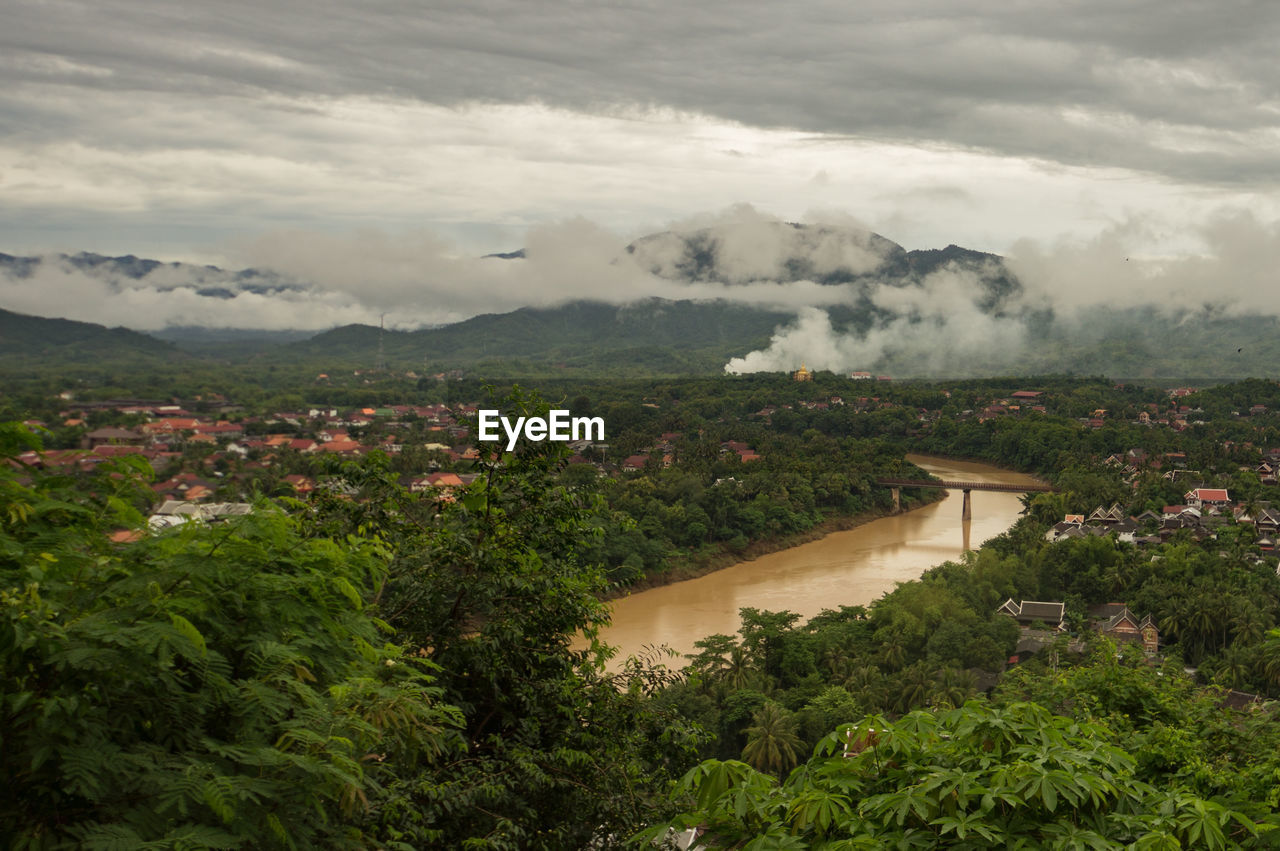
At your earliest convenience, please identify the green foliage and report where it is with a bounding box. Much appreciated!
[996,645,1280,825]
[0,307,181,363]
[642,700,1262,849]
[301,390,707,849]
[0,425,462,848]
[740,702,803,777]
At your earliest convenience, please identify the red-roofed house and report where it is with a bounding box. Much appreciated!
[152,473,217,502]
[144,418,202,434]
[1185,488,1230,510]
[283,474,315,495]
[183,484,214,501]
[90,444,147,459]
[319,440,364,455]
[410,472,465,493]
[194,422,244,438]
[23,449,97,470]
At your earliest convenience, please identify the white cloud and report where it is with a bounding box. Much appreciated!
[1,0,1278,262]
[725,266,1030,377]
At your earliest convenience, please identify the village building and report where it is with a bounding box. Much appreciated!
[282,474,315,495]
[996,599,1066,631]
[1087,503,1125,525]
[997,599,1068,662]
[81,426,146,450]
[621,454,648,472]
[1184,487,1231,512]
[1088,604,1159,654]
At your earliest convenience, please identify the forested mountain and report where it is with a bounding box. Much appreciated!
[284,300,795,373]
[1,227,1277,379]
[0,306,179,361]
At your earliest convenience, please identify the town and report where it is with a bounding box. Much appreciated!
[9,370,1280,847]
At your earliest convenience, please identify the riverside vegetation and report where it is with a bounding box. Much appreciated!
[8,374,1280,846]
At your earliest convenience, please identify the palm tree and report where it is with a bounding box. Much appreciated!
[721,644,757,692]
[741,702,802,777]
[844,665,888,712]
[1216,645,1255,690]
[880,637,906,672]
[934,667,978,709]
[1229,607,1266,647]
[820,646,852,681]
[1159,604,1186,648]
[1257,631,1280,694]
[1186,595,1220,661]
[893,664,935,714]
[1103,563,1132,596]
[1026,491,1071,524]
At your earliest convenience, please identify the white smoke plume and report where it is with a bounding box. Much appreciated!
[725,265,1029,376]
[4,204,1280,380]
[725,207,1280,376]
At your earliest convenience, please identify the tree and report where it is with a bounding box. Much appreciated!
[309,391,705,849]
[740,702,802,777]
[643,700,1260,849]
[0,424,461,849]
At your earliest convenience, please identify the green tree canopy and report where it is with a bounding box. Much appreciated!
[0,424,461,849]
[643,700,1261,849]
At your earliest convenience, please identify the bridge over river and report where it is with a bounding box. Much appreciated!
[584,456,1045,667]
[876,477,1054,520]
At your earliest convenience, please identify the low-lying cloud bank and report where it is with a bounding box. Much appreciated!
[723,207,1280,376]
[3,205,1279,376]
[0,206,885,330]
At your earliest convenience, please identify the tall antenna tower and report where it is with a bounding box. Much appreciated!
[376,313,387,372]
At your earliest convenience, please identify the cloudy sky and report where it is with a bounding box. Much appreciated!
[2,0,1279,335]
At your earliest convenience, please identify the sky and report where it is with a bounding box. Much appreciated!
[2,0,1280,345]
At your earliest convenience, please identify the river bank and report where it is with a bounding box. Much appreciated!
[601,452,1042,602]
[602,490,945,601]
[585,455,1043,665]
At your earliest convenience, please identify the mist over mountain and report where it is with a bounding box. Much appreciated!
[4,208,1280,379]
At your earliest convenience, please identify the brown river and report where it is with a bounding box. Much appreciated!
[586,455,1042,667]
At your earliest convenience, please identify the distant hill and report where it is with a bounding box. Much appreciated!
[285,300,797,374]
[5,225,1279,380]
[0,306,180,362]
[150,326,316,356]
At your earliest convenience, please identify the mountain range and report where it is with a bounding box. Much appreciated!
[2,224,1277,380]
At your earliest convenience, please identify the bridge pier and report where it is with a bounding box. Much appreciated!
[872,478,1052,525]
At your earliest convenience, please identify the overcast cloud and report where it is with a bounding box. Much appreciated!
[4,0,1277,187]
[2,0,1279,335]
